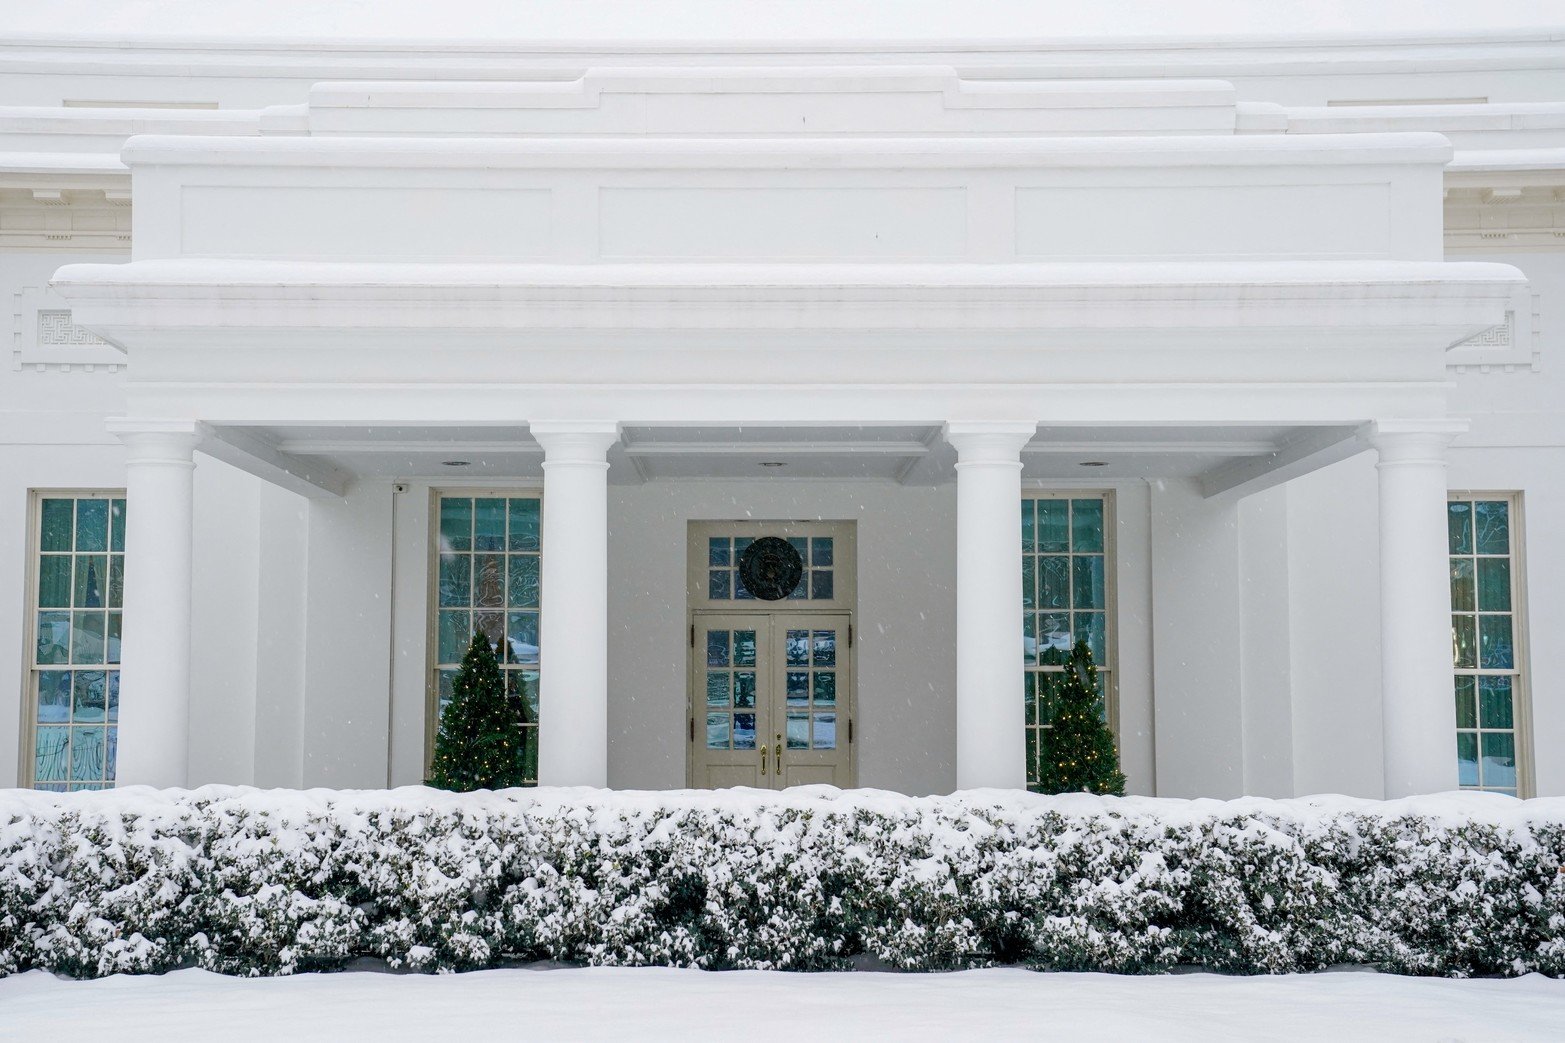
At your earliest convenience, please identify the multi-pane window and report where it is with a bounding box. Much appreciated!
[704,627,758,750]
[707,535,835,601]
[784,627,838,751]
[29,493,125,790]
[1021,494,1113,791]
[433,494,540,782]
[1449,495,1528,795]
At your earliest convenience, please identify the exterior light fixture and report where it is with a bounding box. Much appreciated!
[442,460,471,467]
[1079,461,1109,467]
[759,461,788,468]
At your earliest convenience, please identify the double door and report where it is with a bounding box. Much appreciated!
[689,612,853,789]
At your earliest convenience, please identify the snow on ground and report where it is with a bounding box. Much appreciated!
[1,966,1561,1042]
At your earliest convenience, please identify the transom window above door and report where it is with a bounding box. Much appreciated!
[706,534,836,601]
[689,521,855,613]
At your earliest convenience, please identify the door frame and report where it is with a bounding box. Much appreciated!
[686,520,857,788]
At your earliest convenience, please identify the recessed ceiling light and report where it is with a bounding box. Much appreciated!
[442,460,471,467]
[1079,461,1109,467]
[759,461,788,468]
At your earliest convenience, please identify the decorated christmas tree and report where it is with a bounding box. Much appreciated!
[427,632,528,791]
[1036,638,1126,796]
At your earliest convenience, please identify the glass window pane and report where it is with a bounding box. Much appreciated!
[41,499,74,552]
[1479,614,1514,670]
[473,612,505,653]
[438,553,471,608]
[732,713,757,750]
[1456,731,1479,786]
[75,499,109,553]
[786,630,809,667]
[507,498,540,552]
[1454,675,1476,729]
[1021,556,1035,610]
[74,554,107,608]
[787,537,808,561]
[110,499,126,553]
[438,610,469,664]
[107,672,119,722]
[38,556,71,608]
[1448,558,1475,612]
[35,612,70,666]
[813,672,835,705]
[1026,728,1039,787]
[438,497,473,553]
[436,669,457,717]
[107,611,122,665]
[1478,675,1514,730]
[507,555,540,609]
[813,631,836,668]
[520,727,538,782]
[36,672,71,723]
[1025,671,1038,726]
[70,612,105,665]
[1023,612,1037,665]
[1477,558,1511,613]
[786,712,809,749]
[708,537,730,567]
[473,555,505,608]
[1038,613,1071,658]
[705,714,730,750]
[733,671,756,708]
[733,631,757,667]
[812,537,834,568]
[1447,501,1473,555]
[1074,612,1106,663]
[812,571,834,600]
[1036,501,1069,553]
[813,713,836,750]
[787,671,809,704]
[1480,731,1517,790]
[708,569,731,600]
[505,612,540,665]
[72,671,106,722]
[1021,501,1035,555]
[108,557,123,609]
[1072,556,1106,611]
[34,726,69,782]
[105,725,117,782]
[70,727,106,782]
[1451,615,1477,670]
[1474,501,1510,556]
[706,630,730,668]
[1039,556,1069,610]
[473,498,506,552]
[1071,499,1105,553]
[706,672,730,707]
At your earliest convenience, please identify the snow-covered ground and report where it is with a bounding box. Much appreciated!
[1,966,1561,1042]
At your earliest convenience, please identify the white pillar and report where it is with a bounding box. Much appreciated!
[533,421,619,788]
[945,421,1035,791]
[106,418,201,789]
[1369,420,1465,797]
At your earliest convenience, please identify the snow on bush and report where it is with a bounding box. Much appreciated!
[1,786,1561,978]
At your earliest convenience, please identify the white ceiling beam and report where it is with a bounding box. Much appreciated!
[203,426,352,499]
[1198,425,1364,500]
[277,438,541,455]
[1025,439,1279,456]
[621,440,931,456]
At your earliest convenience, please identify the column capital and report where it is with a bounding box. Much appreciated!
[943,421,1036,462]
[530,421,621,463]
[1363,418,1468,464]
[105,417,204,463]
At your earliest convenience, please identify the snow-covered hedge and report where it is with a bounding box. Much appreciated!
[2,786,1562,978]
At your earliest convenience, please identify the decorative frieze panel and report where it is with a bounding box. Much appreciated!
[1447,286,1541,373]
[1444,179,1565,253]
[0,185,133,252]
[12,287,123,372]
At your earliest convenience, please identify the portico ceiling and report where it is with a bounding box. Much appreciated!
[219,421,1359,495]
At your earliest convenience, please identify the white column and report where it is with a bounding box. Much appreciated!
[533,421,619,788]
[945,421,1036,791]
[1369,420,1466,797]
[106,418,201,789]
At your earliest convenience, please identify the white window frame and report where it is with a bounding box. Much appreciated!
[1448,490,1534,797]
[18,489,125,789]
[423,486,545,777]
[1021,488,1119,789]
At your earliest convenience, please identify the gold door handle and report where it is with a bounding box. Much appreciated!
[759,744,768,776]
[774,734,782,776]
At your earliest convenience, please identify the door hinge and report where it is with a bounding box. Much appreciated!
[848,623,853,648]
[848,718,854,745]
[690,623,695,648]
[689,717,695,743]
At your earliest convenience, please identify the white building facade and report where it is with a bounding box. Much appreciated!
[2,31,1561,799]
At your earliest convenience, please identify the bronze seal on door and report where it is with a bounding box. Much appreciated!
[738,537,804,601]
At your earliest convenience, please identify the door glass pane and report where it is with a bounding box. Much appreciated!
[813,631,836,668]
[786,712,809,750]
[706,631,730,668]
[787,671,809,704]
[786,630,809,667]
[733,631,757,667]
[734,672,756,708]
[733,713,757,750]
[706,672,730,707]
[813,713,836,750]
[705,714,730,749]
[813,672,835,704]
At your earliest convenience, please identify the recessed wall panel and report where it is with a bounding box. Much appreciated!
[599,186,967,260]
[1015,183,1392,260]
[180,186,553,260]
